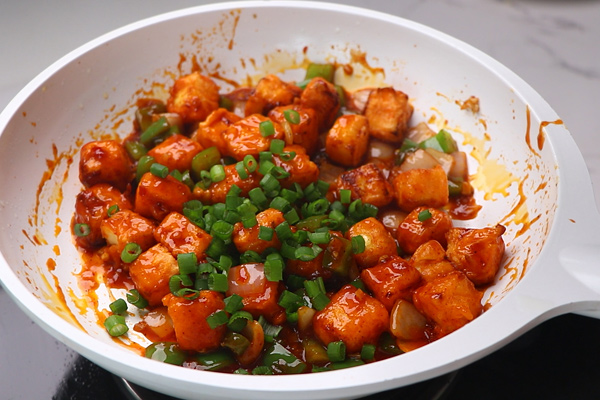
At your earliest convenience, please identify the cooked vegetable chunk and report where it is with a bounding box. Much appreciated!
[147,134,203,173]
[364,87,413,143]
[226,263,286,324]
[336,163,394,208]
[154,212,212,259]
[396,206,453,254]
[129,243,179,306]
[313,285,389,353]
[446,225,506,286]
[162,291,227,352]
[325,114,369,167]
[193,163,261,204]
[360,256,421,311]
[272,145,320,188]
[390,165,449,212]
[166,72,220,123]
[413,271,483,338]
[347,217,397,269]
[135,173,192,221]
[244,74,301,116]
[79,140,134,192]
[73,184,133,250]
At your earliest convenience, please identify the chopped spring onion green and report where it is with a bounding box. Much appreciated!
[227,310,253,333]
[269,139,285,155]
[120,242,142,263]
[224,294,244,314]
[259,120,275,137]
[104,314,128,337]
[283,109,301,125]
[264,253,284,282]
[177,253,197,275]
[109,298,127,314]
[206,310,229,329]
[327,341,346,362]
[361,344,376,361]
[351,235,366,254]
[208,272,229,292]
[150,163,169,178]
[210,164,226,183]
[191,146,221,180]
[126,289,149,309]
[258,226,274,241]
[418,209,433,222]
[73,223,91,237]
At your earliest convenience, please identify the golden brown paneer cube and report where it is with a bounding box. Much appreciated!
[268,105,319,154]
[300,77,340,131]
[221,114,285,161]
[325,114,369,167]
[346,217,398,269]
[100,209,156,257]
[390,165,449,212]
[336,163,394,208]
[364,87,413,143]
[129,243,179,306]
[446,224,506,286]
[232,208,285,255]
[166,72,220,123]
[360,256,421,311]
[193,163,261,205]
[154,212,212,260]
[73,184,133,250]
[147,134,203,173]
[135,173,192,221]
[162,291,227,352]
[409,240,455,283]
[192,108,241,155]
[272,145,320,189]
[79,140,134,192]
[313,284,389,353]
[226,263,286,325]
[396,206,453,254]
[244,74,302,116]
[413,271,483,338]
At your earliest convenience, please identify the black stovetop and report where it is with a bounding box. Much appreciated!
[2,285,599,400]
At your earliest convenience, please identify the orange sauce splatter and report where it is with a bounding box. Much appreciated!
[537,119,563,151]
[524,106,539,157]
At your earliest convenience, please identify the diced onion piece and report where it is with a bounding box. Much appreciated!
[424,148,454,175]
[368,139,396,161]
[318,160,345,184]
[237,320,265,366]
[142,307,175,341]
[346,88,373,114]
[399,148,439,172]
[159,113,183,132]
[282,119,294,145]
[406,122,436,143]
[297,306,316,333]
[449,151,469,181]
[379,209,408,233]
[389,299,427,341]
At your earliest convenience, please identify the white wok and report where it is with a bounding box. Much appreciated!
[1,2,599,399]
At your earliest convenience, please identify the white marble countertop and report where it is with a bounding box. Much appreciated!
[0,1,599,398]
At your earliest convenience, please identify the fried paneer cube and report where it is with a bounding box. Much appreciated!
[244,74,301,116]
[166,72,220,123]
[313,285,389,353]
[100,209,156,257]
[396,206,453,254]
[79,140,134,192]
[446,224,506,286]
[154,212,212,259]
[360,256,421,311]
[413,271,483,338]
[347,217,398,269]
[134,173,192,221]
[129,243,179,306]
[73,184,133,250]
[364,87,413,143]
[192,108,241,155]
[300,77,340,131]
[268,105,319,154]
[192,163,261,205]
[409,240,455,283]
[232,208,285,255]
[325,114,369,167]
[147,134,203,173]
[162,291,227,352]
[226,263,286,325]
[221,114,285,161]
[390,165,449,212]
[336,163,394,208]
[272,145,319,188]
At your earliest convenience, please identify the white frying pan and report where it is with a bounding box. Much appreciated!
[1,2,599,399]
